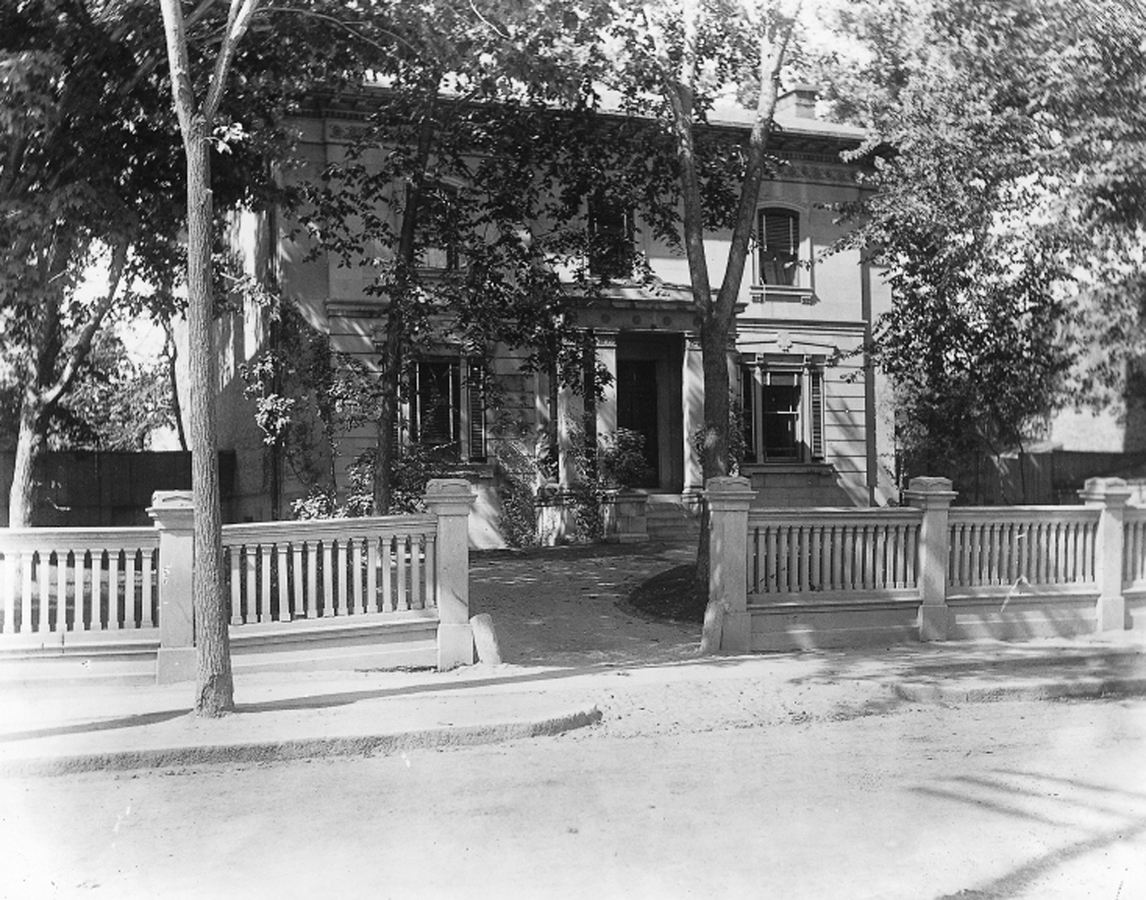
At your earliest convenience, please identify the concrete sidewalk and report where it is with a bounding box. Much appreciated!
[1,629,1143,777]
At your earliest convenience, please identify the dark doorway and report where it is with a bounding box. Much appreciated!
[618,359,660,487]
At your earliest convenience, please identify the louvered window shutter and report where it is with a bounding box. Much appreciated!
[740,365,757,463]
[467,360,487,462]
[759,209,799,286]
[809,369,825,460]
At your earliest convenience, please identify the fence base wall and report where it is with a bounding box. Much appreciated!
[2,616,440,684]
[945,590,1099,641]
[1122,590,1146,631]
[748,598,921,652]
[0,638,160,686]
[229,615,438,676]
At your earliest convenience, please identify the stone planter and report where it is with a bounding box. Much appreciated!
[602,489,649,543]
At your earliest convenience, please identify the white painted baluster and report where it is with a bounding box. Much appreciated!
[802,522,811,591]
[277,542,290,621]
[809,526,821,592]
[124,549,137,629]
[19,551,33,633]
[307,541,318,617]
[293,543,305,618]
[382,535,394,612]
[56,549,69,632]
[108,549,121,631]
[767,526,778,592]
[142,547,154,628]
[397,535,409,610]
[337,539,349,615]
[229,546,243,625]
[424,534,436,609]
[322,540,334,616]
[260,543,272,621]
[1,552,14,634]
[353,537,365,615]
[411,534,423,610]
[366,536,378,614]
[246,545,259,623]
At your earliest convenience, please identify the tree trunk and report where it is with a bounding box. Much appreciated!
[8,403,42,528]
[374,89,438,515]
[164,319,189,452]
[185,119,234,716]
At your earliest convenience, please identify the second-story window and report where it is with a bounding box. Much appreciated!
[588,193,634,280]
[419,183,464,271]
[759,208,800,286]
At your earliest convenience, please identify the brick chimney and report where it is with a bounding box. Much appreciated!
[776,83,819,119]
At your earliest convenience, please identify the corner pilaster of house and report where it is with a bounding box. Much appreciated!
[148,491,196,684]
[904,476,957,642]
[704,476,755,653]
[1080,476,1131,632]
[425,478,477,670]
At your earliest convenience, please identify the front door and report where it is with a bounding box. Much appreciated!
[617,359,659,488]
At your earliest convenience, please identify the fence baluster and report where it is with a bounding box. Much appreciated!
[276,542,290,622]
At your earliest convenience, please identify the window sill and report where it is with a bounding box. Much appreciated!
[750,285,816,305]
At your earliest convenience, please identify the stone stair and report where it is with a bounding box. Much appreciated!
[644,494,701,543]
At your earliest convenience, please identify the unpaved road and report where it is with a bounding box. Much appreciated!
[3,698,1144,900]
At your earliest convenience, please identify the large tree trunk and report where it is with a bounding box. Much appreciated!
[185,119,234,716]
[374,89,438,515]
[8,404,42,528]
[160,0,259,717]
[646,2,795,650]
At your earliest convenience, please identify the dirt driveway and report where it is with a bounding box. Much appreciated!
[469,542,700,668]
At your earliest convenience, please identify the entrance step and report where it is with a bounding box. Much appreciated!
[645,495,701,543]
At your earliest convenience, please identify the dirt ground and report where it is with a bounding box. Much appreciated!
[3,699,1144,900]
[469,541,701,668]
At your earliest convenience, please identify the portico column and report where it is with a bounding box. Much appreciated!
[557,383,582,487]
[682,334,704,497]
[596,329,618,452]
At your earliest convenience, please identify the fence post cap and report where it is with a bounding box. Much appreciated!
[704,475,753,495]
[1079,477,1131,506]
[424,478,477,512]
[903,476,958,509]
[149,490,194,508]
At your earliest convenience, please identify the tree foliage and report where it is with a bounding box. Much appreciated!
[817,0,1146,488]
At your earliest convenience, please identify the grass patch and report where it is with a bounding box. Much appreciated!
[627,563,706,624]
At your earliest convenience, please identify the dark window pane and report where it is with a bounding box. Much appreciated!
[414,361,460,459]
[589,195,633,279]
[761,383,800,460]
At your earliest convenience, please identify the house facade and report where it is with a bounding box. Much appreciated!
[214,87,897,545]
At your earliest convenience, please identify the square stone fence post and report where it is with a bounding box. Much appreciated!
[147,490,196,684]
[903,476,958,642]
[424,478,477,670]
[704,476,755,653]
[1080,476,1132,632]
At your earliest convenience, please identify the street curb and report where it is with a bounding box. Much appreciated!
[0,705,603,778]
[889,676,1146,704]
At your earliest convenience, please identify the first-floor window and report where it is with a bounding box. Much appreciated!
[408,357,486,462]
[741,361,824,463]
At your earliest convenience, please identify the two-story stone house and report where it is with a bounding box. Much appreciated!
[213,85,896,544]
